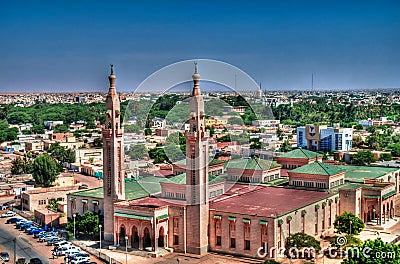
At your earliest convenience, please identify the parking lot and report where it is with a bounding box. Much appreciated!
[0,209,104,264]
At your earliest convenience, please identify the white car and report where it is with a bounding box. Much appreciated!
[1,211,16,218]
[70,256,90,264]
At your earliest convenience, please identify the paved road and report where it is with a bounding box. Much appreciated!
[0,218,51,263]
[0,214,104,264]
[73,173,103,189]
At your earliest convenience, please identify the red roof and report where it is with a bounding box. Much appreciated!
[210,184,331,217]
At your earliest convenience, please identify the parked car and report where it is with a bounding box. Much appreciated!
[0,252,10,262]
[39,235,58,243]
[6,217,22,224]
[70,256,90,264]
[24,226,38,232]
[53,241,71,248]
[0,204,9,210]
[34,231,46,238]
[69,253,89,261]
[53,248,79,257]
[29,228,44,235]
[1,211,16,218]
[29,258,43,264]
[47,237,61,246]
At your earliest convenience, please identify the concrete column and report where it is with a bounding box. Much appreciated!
[139,236,143,250]
[127,235,131,248]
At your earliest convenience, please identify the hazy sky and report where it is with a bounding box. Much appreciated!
[0,0,399,92]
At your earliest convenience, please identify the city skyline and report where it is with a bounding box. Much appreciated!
[0,0,399,92]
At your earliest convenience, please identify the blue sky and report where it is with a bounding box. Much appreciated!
[0,0,399,92]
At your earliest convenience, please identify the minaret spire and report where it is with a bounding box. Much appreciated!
[108,64,116,92]
[192,61,201,96]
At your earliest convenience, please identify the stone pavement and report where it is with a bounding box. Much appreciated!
[366,217,400,230]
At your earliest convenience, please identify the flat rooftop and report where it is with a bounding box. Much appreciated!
[337,165,398,183]
[210,184,332,217]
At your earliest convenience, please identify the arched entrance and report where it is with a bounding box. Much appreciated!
[131,226,139,249]
[143,227,151,249]
[119,225,126,247]
[158,226,165,248]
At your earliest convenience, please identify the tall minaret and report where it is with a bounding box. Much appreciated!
[102,65,125,242]
[185,62,209,255]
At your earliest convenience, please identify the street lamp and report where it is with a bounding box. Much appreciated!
[73,213,76,239]
[349,220,353,235]
[99,224,102,254]
[125,235,128,264]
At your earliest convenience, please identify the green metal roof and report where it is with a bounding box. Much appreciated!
[163,173,227,185]
[228,216,236,221]
[364,195,379,199]
[260,220,268,225]
[69,179,160,200]
[280,149,322,159]
[157,214,169,221]
[243,218,251,223]
[383,190,396,199]
[174,158,224,167]
[225,158,281,171]
[336,165,398,183]
[213,215,222,219]
[290,161,345,176]
[114,212,152,221]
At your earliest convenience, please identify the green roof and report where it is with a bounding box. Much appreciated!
[364,195,379,199]
[280,149,322,159]
[174,158,224,167]
[114,212,152,221]
[70,179,160,200]
[225,158,281,171]
[336,165,398,183]
[162,173,227,185]
[383,190,396,199]
[157,214,169,220]
[290,161,345,176]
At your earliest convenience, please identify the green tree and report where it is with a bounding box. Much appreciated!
[11,156,33,175]
[7,111,30,124]
[263,261,280,264]
[32,154,59,187]
[46,198,62,211]
[149,148,168,164]
[228,116,243,125]
[93,137,103,148]
[352,150,375,165]
[127,143,147,160]
[330,234,362,249]
[280,140,292,152]
[48,142,76,164]
[53,124,69,133]
[31,125,45,134]
[144,128,152,135]
[11,157,26,175]
[342,238,400,264]
[164,144,185,162]
[379,153,393,161]
[285,232,321,257]
[334,212,364,235]
[66,211,100,236]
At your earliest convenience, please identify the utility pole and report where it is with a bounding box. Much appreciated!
[14,238,16,264]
